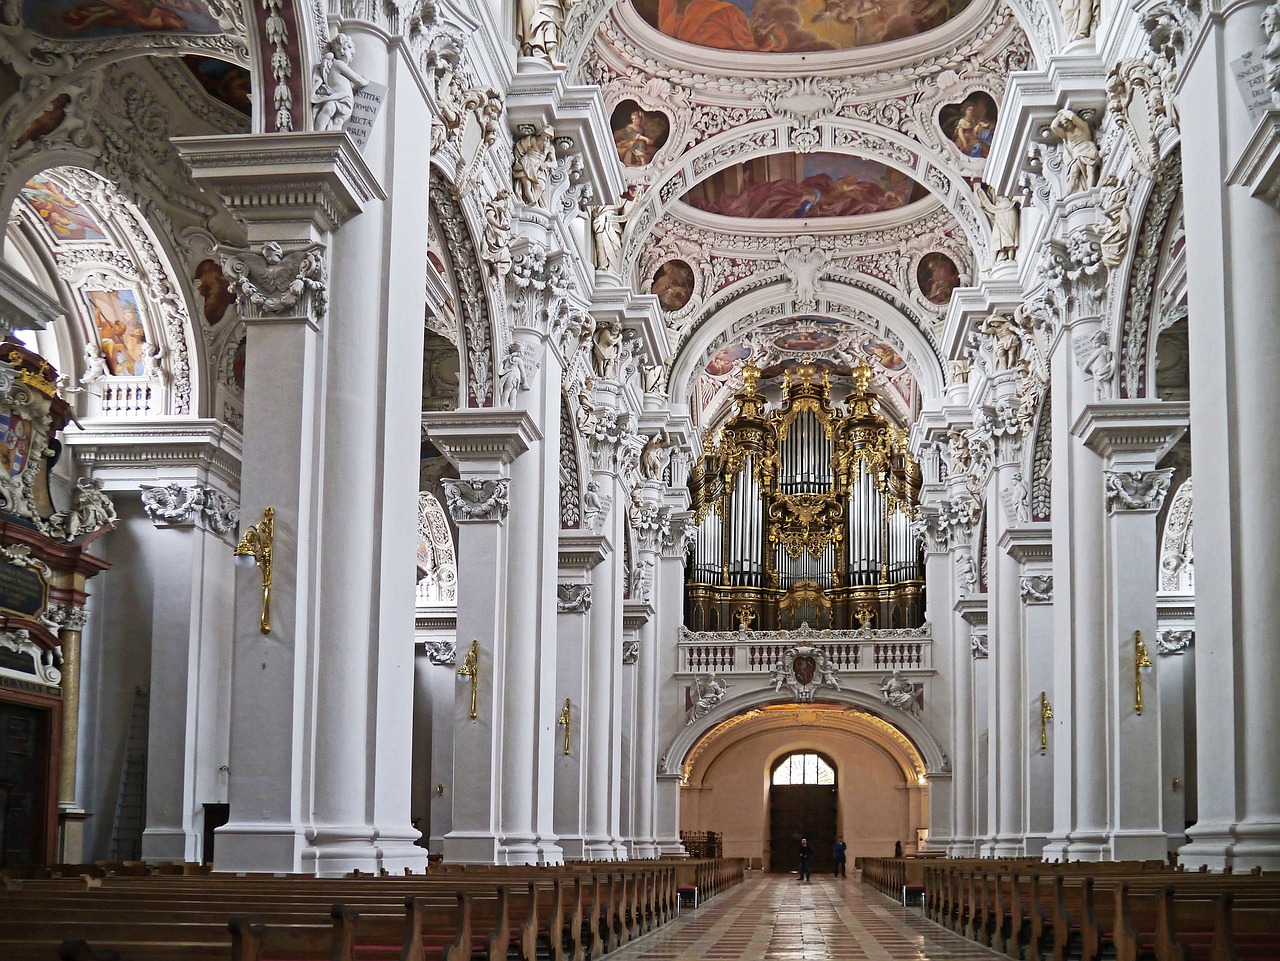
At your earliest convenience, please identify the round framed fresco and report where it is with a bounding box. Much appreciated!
[652,260,695,312]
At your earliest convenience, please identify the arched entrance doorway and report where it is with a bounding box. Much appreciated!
[769,751,836,874]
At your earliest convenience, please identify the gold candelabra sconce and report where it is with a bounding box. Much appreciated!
[557,698,572,755]
[854,602,876,630]
[234,507,274,634]
[457,639,479,719]
[1040,691,1053,754]
[734,607,756,631]
[435,783,446,797]
[1134,630,1152,714]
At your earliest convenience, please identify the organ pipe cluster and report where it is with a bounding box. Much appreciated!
[687,361,924,631]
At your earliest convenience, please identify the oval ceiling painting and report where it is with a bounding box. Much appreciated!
[682,153,927,220]
[634,0,971,52]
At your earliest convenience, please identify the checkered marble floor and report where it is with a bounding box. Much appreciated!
[610,874,1003,960]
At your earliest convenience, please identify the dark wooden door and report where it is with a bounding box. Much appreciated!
[0,699,51,867]
[769,784,836,874]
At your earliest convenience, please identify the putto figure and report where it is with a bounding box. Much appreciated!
[311,34,368,132]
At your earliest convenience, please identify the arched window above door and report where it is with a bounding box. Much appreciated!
[771,752,835,785]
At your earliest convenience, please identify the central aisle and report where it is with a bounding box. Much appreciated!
[612,874,1002,960]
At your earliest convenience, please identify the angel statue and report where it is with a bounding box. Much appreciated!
[311,34,368,132]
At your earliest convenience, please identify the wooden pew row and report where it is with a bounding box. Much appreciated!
[887,858,1280,961]
[2,859,734,961]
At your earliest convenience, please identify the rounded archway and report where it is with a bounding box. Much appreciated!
[679,704,929,870]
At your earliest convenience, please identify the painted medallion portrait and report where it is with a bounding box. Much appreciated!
[20,175,106,242]
[683,153,926,219]
[611,100,671,168]
[939,92,998,160]
[633,0,971,53]
[652,260,695,312]
[86,288,149,376]
[23,0,222,39]
[916,252,961,306]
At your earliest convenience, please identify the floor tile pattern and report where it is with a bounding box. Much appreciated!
[613,875,1002,960]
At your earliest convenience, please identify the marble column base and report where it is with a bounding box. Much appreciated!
[1108,830,1170,862]
[213,822,308,873]
[141,826,195,862]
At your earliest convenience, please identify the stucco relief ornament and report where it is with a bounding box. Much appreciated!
[512,125,557,208]
[1020,574,1054,603]
[1098,174,1133,270]
[442,477,510,522]
[1072,328,1116,400]
[1060,0,1100,41]
[688,672,729,724]
[974,184,1020,267]
[223,242,328,319]
[141,483,240,535]
[1104,468,1173,512]
[768,645,841,703]
[497,342,537,407]
[482,190,514,280]
[1049,109,1101,194]
[426,640,456,665]
[1156,629,1194,654]
[879,670,920,716]
[582,480,611,533]
[778,243,829,307]
[557,583,592,612]
[48,477,117,543]
[1264,3,1280,108]
[970,634,989,659]
[311,33,368,132]
[591,198,636,275]
[622,638,639,665]
[955,552,977,597]
[262,0,295,131]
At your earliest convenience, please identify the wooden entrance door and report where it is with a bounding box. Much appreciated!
[0,698,53,867]
[769,783,836,874]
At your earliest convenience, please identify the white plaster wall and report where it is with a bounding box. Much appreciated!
[679,727,917,865]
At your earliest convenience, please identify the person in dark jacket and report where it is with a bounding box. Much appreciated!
[833,836,847,877]
[797,837,813,881]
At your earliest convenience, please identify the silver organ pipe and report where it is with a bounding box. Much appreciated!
[685,360,923,630]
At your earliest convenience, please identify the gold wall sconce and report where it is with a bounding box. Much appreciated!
[435,783,446,797]
[457,639,479,719]
[557,698,572,755]
[235,507,274,634]
[1134,630,1152,714]
[1039,691,1053,755]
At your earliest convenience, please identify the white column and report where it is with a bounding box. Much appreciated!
[424,410,539,863]
[582,377,633,859]
[1002,526,1053,857]
[178,131,398,874]
[1043,267,1109,862]
[629,483,669,858]
[1076,401,1187,860]
[655,511,693,857]
[136,485,237,863]
[984,373,1027,857]
[555,534,609,859]
[1174,0,1280,870]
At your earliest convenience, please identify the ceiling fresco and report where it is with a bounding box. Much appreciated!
[699,316,917,411]
[632,0,972,53]
[682,153,928,220]
[22,0,223,39]
[19,173,107,242]
[181,55,251,116]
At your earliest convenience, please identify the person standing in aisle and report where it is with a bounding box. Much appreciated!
[833,836,847,877]
[797,837,813,882]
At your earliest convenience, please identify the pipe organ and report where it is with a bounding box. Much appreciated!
[687,361,924,631]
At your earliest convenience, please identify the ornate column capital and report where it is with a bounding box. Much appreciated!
[1020,574,1054,604]
[630,502,672,555]
[1156,629,1194,654]
[42,604,91,633]
[425,640,457,665]
[140,483,240,536]
[442,477,511,523]
[1103,469,1175,513]
[970,633,989,659]
[557,583,593,613]
[662,511,698,559]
